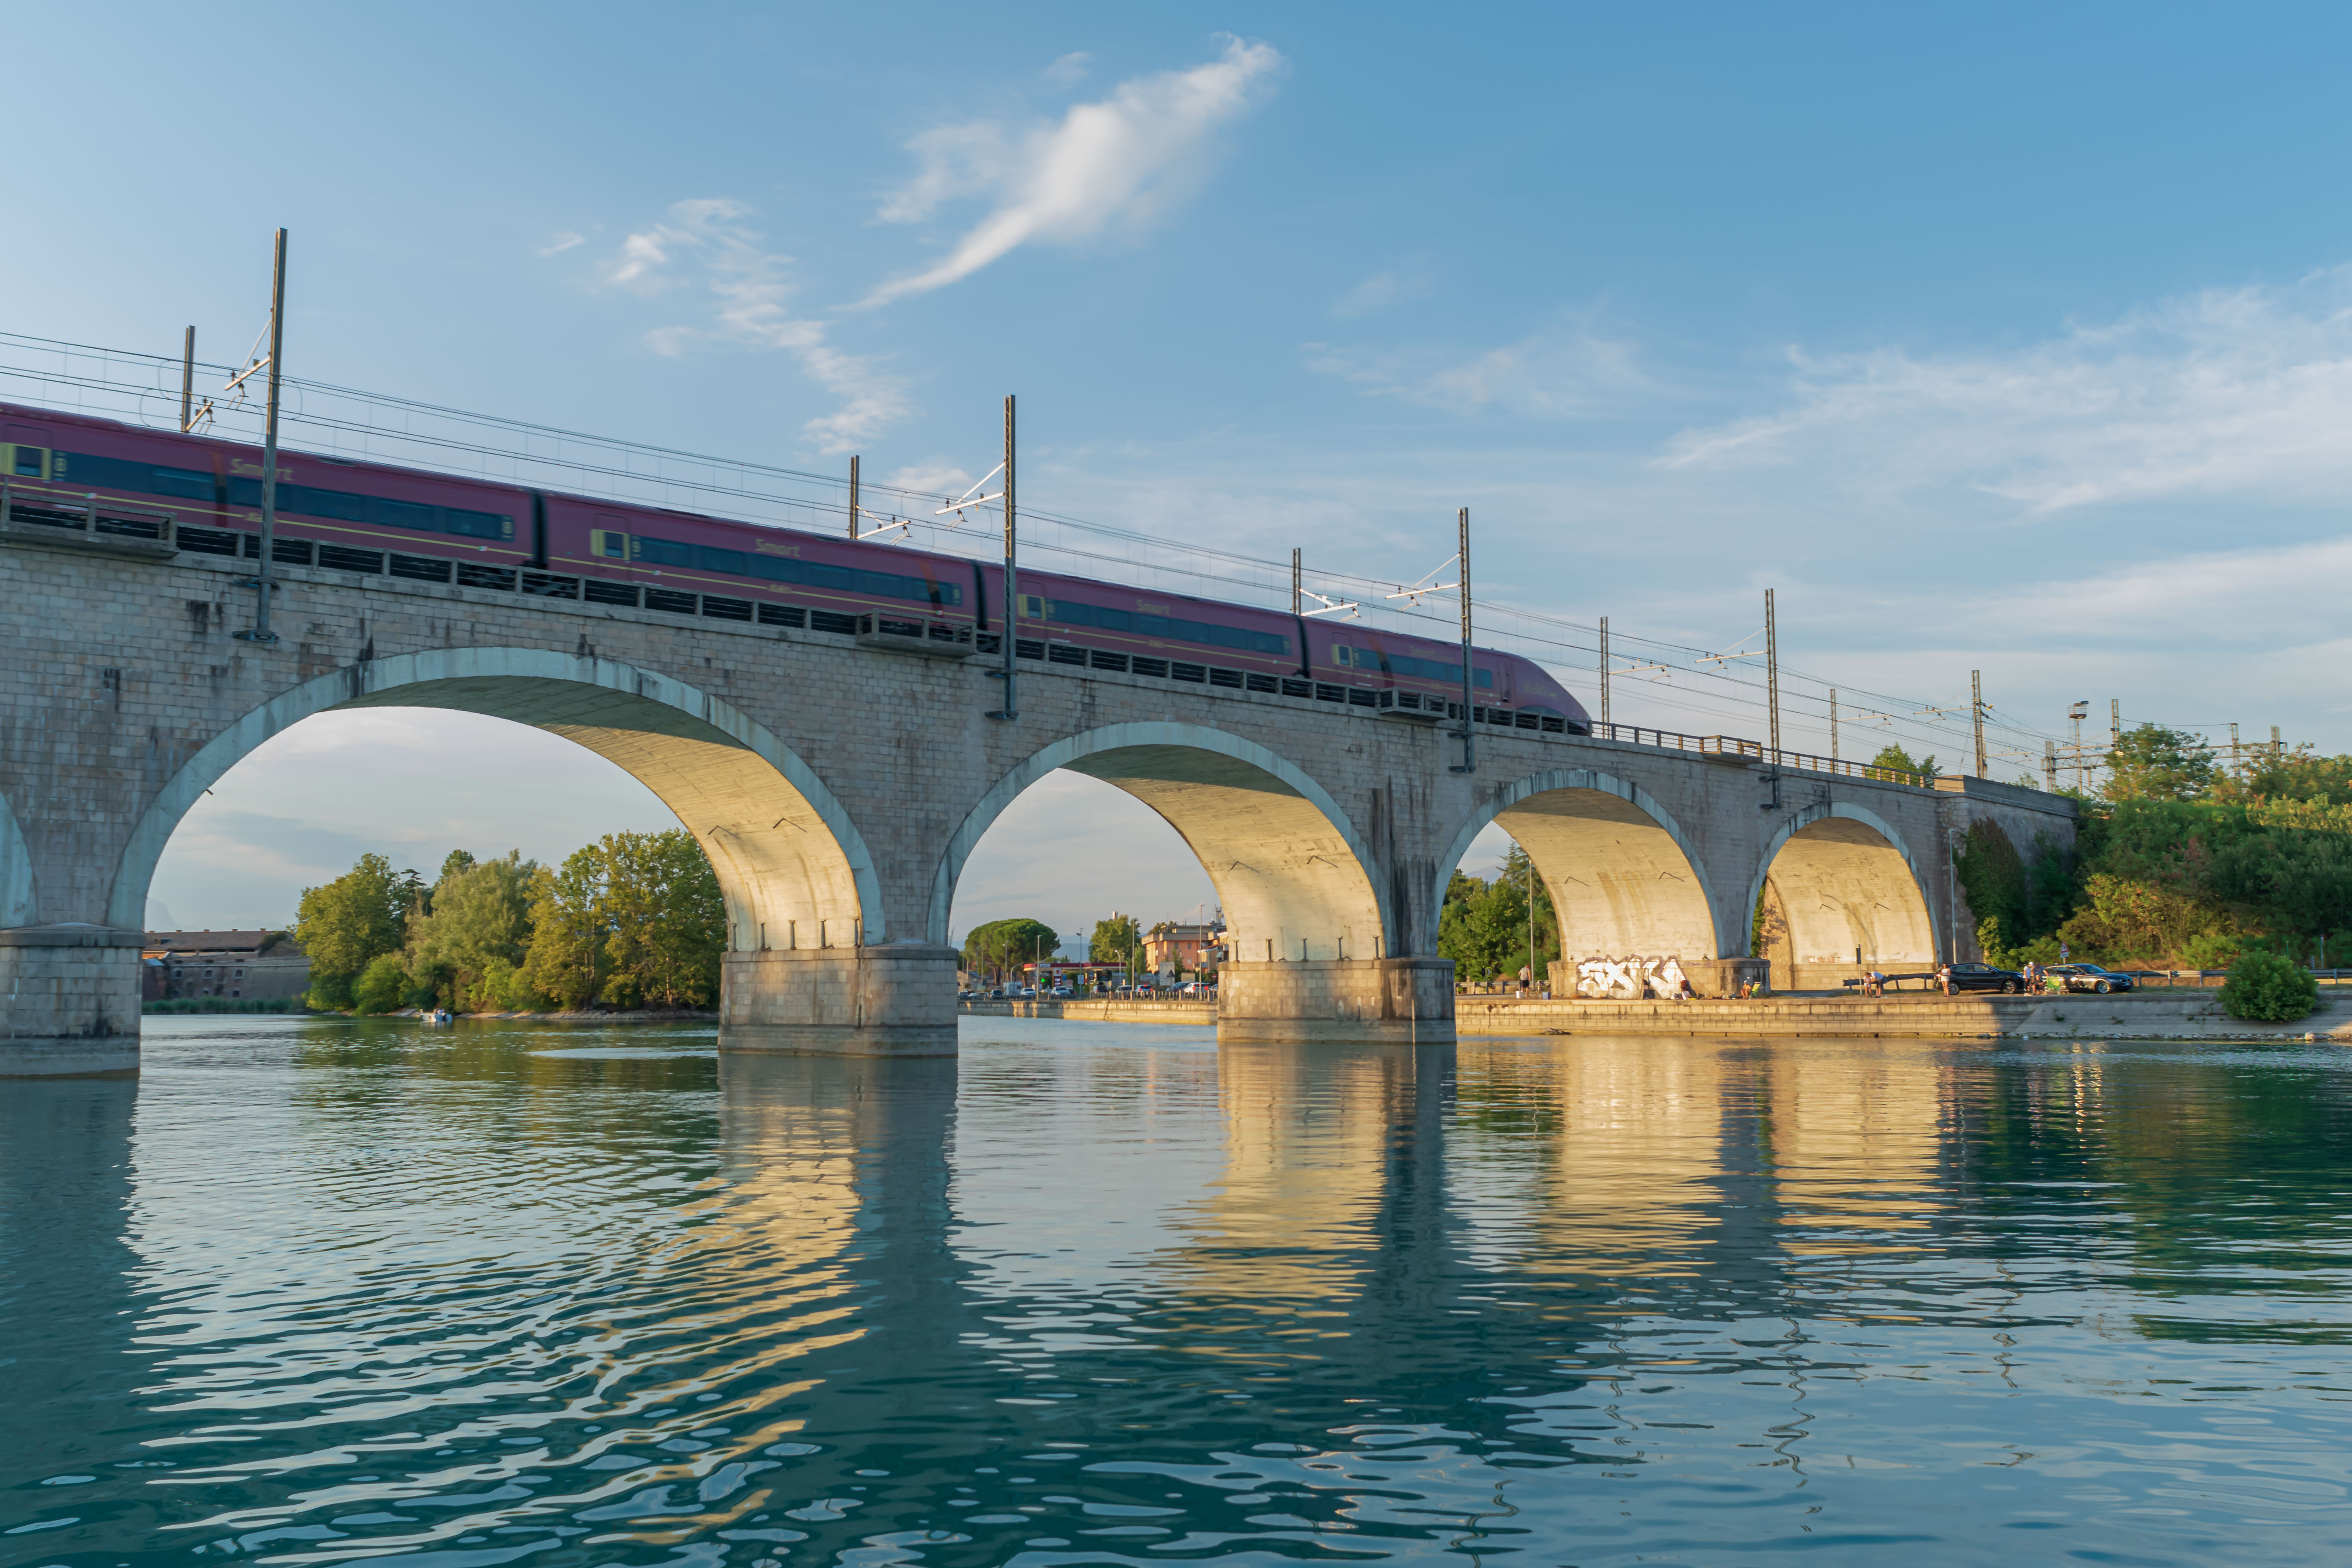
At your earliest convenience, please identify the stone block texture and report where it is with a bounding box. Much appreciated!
[0,538,2080,1071]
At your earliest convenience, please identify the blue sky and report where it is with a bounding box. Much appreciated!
[11,4,2352,941]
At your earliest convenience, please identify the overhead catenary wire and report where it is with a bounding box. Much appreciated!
[0,328,2246,778]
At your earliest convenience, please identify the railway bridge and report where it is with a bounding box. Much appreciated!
[0,519,2079,1074]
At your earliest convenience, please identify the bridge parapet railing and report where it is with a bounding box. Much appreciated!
[0,475,177,541]
[1592,722,1935,790]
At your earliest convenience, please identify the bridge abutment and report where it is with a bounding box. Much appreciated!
[0,925,143,1076]
[718,943,962,1057]
[1215,957,1455,1045]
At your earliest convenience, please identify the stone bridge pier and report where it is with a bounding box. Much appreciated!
[0,531,2080,1072]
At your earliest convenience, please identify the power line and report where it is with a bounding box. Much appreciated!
[0,329,2099,773]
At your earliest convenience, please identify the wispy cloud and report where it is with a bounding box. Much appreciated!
[1308,319,1654,416]
[1332,264,1435,318]
[606,199,910,452]
[538,231,585,257]
[1045,50,1093,86]
[865,36,1285,305]
[1660,268,2352,513]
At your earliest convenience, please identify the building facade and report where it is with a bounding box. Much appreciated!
[143,931,310,1002]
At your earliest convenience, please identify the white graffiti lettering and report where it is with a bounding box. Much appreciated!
[1574,955,1691,1000]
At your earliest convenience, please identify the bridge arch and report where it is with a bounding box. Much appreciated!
[0,784,33,928]
[1432,769,1723,964]
[109,648,880,951]
[930,721,1386,961]
[1748,802,1938,979]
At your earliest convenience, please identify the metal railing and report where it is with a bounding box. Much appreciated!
[1591,722,1936,789]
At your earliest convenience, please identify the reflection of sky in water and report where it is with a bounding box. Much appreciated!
[1,1017,2347,1564]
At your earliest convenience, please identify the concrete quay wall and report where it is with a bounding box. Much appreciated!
[1456,992,2351,1042]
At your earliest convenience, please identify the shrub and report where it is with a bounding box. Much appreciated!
[2219,949,2318,1022]
[353,954,410,1015]
[305,971,355,1011]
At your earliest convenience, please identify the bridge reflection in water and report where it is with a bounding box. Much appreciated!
[0,1019,2343,1563]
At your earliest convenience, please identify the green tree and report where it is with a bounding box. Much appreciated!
[294,852,413,1005]
[2105,723,2218,801]
[963,917,1059,983]
[1090,914,1142,974]
[407,851,539,1010]
[520,850,610,1009]
[598,829,725,1008]
[2219,948,2317,1022]
[1437,848,1557,984]
[1868,744,1939,782]
[352,953,409,1014]
[2216,745,2352,807]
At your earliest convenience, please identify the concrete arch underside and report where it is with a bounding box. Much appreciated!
[1754,805,1937,985]
[1437,769,1722,965]
[934,723,1387,962]
[108,648,879,952]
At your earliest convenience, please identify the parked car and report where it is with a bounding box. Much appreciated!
[1049,985,1074,998]
[2047,963,2135,994]
[1945,962,2027,994]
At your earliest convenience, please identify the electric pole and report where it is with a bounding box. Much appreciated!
[1449,507,1474,775]
[986,395,1017,721]
[1291,548,1302,616]
[179,326,195,432]
[235,227,287,646]
[847,455,859,539]
[1971,669,1987,779]
[1599,615,1610,731]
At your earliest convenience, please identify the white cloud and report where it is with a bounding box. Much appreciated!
[1332,265,1434,318]
[608,200,910,452]
[866,36,1285,305]
[1045,50,1093,86]
[1660,267,2352,514]
[538,231,586,257]
[1308,321,1653,416]
[882,462,978,497]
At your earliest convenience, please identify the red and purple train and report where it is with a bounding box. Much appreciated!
[0,398,1590,733]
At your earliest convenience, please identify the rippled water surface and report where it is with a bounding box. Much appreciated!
[6,1018,2352,1566]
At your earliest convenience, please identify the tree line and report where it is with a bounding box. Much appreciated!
[294,829,725,1014]
[1948,729,2352,970]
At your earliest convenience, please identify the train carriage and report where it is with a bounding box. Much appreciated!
[0,397,1590,734]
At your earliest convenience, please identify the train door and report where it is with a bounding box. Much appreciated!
[4,422,55,483]
[589,513,632,565]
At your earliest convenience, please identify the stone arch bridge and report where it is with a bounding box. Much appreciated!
[0,525,2078,1073]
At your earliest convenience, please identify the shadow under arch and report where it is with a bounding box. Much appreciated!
[1431,768,1722,962]
[929,721,1387,960]
[108,648,881,951]
[1748,802,1938,978]
[0,784,32,927]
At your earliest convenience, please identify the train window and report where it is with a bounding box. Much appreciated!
[54,452,212,500]
[633,535,696,567]
[11,445,45,477]
[1333,645,1353,667]
[590,529,629,560]
[1045,596,1287,656]
[698,544,749,575]
[227,476,514,541]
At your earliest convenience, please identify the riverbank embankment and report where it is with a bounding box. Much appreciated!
[960,998,1218,1025]
[1455,991,2350,1042]
[965,993,2349,1041]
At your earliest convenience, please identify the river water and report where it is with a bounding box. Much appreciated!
[4,1017,2350,1566]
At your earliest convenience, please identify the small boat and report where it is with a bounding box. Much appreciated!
[421,1008,453,1025]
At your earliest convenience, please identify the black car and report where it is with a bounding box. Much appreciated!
[1945,962,2027,994]
[2047,963,2135,994]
